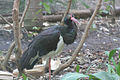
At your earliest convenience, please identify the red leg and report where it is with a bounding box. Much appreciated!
[49,57,51,80]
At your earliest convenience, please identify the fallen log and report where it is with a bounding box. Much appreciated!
[0,8,120,24]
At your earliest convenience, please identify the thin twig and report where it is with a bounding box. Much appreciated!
[2,0,30,71]
[53,0,102,75]
[19,0,30,27]
[60,0,72,26]
[0,14,13,27]
[1,42,15,71]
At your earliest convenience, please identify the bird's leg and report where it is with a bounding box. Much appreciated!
[49,57,51,80]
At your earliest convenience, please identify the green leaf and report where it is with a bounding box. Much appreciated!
[112,58,117,70]
[105,50,117,69]
[49,0,53,3]
[36,9,42,15]
[60,72,89,80]
[104,51,110,56]
[119,52,120,59]
[43,2,51,14]
[32,26,38,30]
[106,5,111,11]
[39,1,42,6]
[102,10,109,14]
[92,71,119,80]
[86,63,94,74]
[116,47,120,51]
[22,73,28,80]
[91,23,97,31]
[116,62,120,76]
[89,74,101,80]
[79,0,90,9]
[109,49,117,61]
[71,0,77,9]
[106,63,115,73]
[104,0,110,2]
[76,64,80,72]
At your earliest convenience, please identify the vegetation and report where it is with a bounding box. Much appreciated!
[61,49,120,80]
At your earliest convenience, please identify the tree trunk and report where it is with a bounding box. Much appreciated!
[24,0,43,30]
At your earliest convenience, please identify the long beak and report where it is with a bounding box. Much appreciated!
[71,17,80,24]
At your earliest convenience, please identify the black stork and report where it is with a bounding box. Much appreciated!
[20,14,80,79]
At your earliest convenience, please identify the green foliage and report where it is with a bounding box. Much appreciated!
[105,48,120,76]
[116,62,120,76]
[32,26,40,30]
[0,51,3,56]
[71,0,77,9]
[90,71,120,80]
[100,0,114,14]
[61,71,120,80]
[89,74,101,80]
[60,72,89,80]
[39,1,51,14]
[79,0,90,9]
[22,73,28,80]
[20,0,25,12]
[85,63,94,74]
[43,2,51,14]
[108,49,117,61]
[36,9,42,15]
[119,52,120,59]
[90,23,97,31]
[0,51,2,54]
[76,64,80,72]
[61,48,120,80]
[99,10,109,14]
[104,0,110,2]
[106,63,115,73]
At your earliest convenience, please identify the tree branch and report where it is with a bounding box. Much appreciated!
[1,42,15,71]
[2,0,30,71]
[60,0,72,26]
[53,0,102,75]
[0,14,13,28]
[12,0,22,75]
[19,0,30,27]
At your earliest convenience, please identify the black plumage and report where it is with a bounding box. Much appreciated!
[20,15,78,70]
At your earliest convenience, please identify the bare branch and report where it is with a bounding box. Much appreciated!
[12,0,22,75]
[1,42,15,71]
[2,0,30,72]
[0,14,13,28]
[53,0,102,75]
[19,0,30,27]
[60,0,72,26]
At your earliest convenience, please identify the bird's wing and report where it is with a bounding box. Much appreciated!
[20,30,60,70]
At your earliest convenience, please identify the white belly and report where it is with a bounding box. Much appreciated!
[42,35,64,60]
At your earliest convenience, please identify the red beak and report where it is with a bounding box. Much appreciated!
[71,16,80,24]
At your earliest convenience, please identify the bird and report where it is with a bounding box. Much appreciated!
[20,14,80,71]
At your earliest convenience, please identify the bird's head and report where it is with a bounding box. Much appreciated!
[64,14,80,25]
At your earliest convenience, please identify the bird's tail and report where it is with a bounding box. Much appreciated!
[20,48,39,70]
